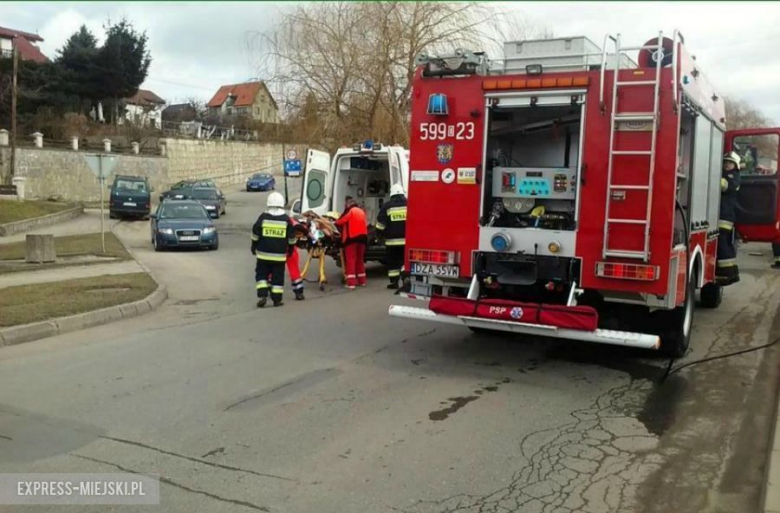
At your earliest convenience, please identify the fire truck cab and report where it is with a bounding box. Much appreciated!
[390,32,758,356]
[298,142,409,261]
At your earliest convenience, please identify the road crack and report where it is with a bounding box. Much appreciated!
[72,454,270,511]
[408,379,659,513]
[100,434,296,482]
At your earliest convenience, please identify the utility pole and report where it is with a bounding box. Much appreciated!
[10,47,18,181]
[99,157,105,254]
[282,143,289,205]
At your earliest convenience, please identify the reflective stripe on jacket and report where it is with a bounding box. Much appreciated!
[376,195,407,246]
[251,212,294,260]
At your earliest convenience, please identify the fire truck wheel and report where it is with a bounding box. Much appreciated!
[660,272,695,357]
[699,283,723,309]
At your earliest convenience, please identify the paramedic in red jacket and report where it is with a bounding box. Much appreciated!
[336,197,368,289]
[287,218,305,300]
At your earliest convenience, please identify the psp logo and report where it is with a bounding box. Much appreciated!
[510,307,524,320]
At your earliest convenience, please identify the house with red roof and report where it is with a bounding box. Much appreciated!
[206,81,278,123]
[0,26,48,63]
[123,89,166,129]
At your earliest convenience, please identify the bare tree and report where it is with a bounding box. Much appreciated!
[723,95,773,130]
[185,96,207,120]
[248,2,519,150]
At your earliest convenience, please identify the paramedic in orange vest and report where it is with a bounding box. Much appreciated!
[336,196,368,289]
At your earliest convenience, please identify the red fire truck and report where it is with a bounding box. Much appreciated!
[390,31,760,356]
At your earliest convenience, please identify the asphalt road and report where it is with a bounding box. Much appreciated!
[1,183,779,513]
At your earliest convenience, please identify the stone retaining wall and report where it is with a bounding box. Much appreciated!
[0,140,307,202]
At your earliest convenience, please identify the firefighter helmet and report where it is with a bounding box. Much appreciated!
[390,184,405,197]
[267,192,285,209]
[723,152,741,168]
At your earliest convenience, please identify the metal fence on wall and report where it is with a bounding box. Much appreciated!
[160,121,265,142]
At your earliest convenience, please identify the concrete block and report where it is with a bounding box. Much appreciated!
[119,303,138,319]
[134,299,152,316]
[54,310,100,334]
[25,234,56,263]
[145,286,168,310]
[54,307,122,335]
[1,322,58,346]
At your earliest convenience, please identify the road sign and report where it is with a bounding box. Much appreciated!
[284,159,302,177]
[84,153,118,179]
[286,149,297,161]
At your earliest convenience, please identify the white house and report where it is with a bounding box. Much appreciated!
[123,89,166,129]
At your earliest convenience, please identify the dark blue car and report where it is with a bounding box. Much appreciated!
[150,199,219,251]
[109,175,152,219]
[246,173,275,192]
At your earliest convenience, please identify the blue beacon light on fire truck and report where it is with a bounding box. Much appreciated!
[427,94,449,116]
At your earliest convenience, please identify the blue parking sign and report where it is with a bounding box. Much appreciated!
[284,159,302,176]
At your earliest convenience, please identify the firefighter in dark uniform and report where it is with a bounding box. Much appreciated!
[376,184,407,289]
[251,192,296,307]
[716,152,742,285]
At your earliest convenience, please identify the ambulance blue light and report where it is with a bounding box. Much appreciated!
[364,139,374,150]
[427,94,449,115]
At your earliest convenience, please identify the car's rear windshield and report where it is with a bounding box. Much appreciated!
[160,204,206,219]
[252,174,271,180]
[115,179,147,192]
[190,189,218,200]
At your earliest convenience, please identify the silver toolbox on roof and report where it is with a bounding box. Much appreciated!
[503,36,636,73]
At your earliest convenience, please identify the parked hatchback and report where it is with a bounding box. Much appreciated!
[109,175,152,219]
[150,199,218,251]
[190,187,226,218]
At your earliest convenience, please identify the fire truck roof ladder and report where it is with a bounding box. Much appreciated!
[602,31,664,262]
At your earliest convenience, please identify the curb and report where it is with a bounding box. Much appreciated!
[0,219,169,348]
[762,361,780,513]
[0,205,84,237]
[0,285,168,347]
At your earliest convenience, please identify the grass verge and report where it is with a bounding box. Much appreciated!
[0,201,73,224]
[0,232,131,262]
[0,272,157,327]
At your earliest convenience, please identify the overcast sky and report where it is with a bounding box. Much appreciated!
[3,1,780,122]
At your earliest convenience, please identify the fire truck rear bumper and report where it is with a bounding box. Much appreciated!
[388,305,661,350]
